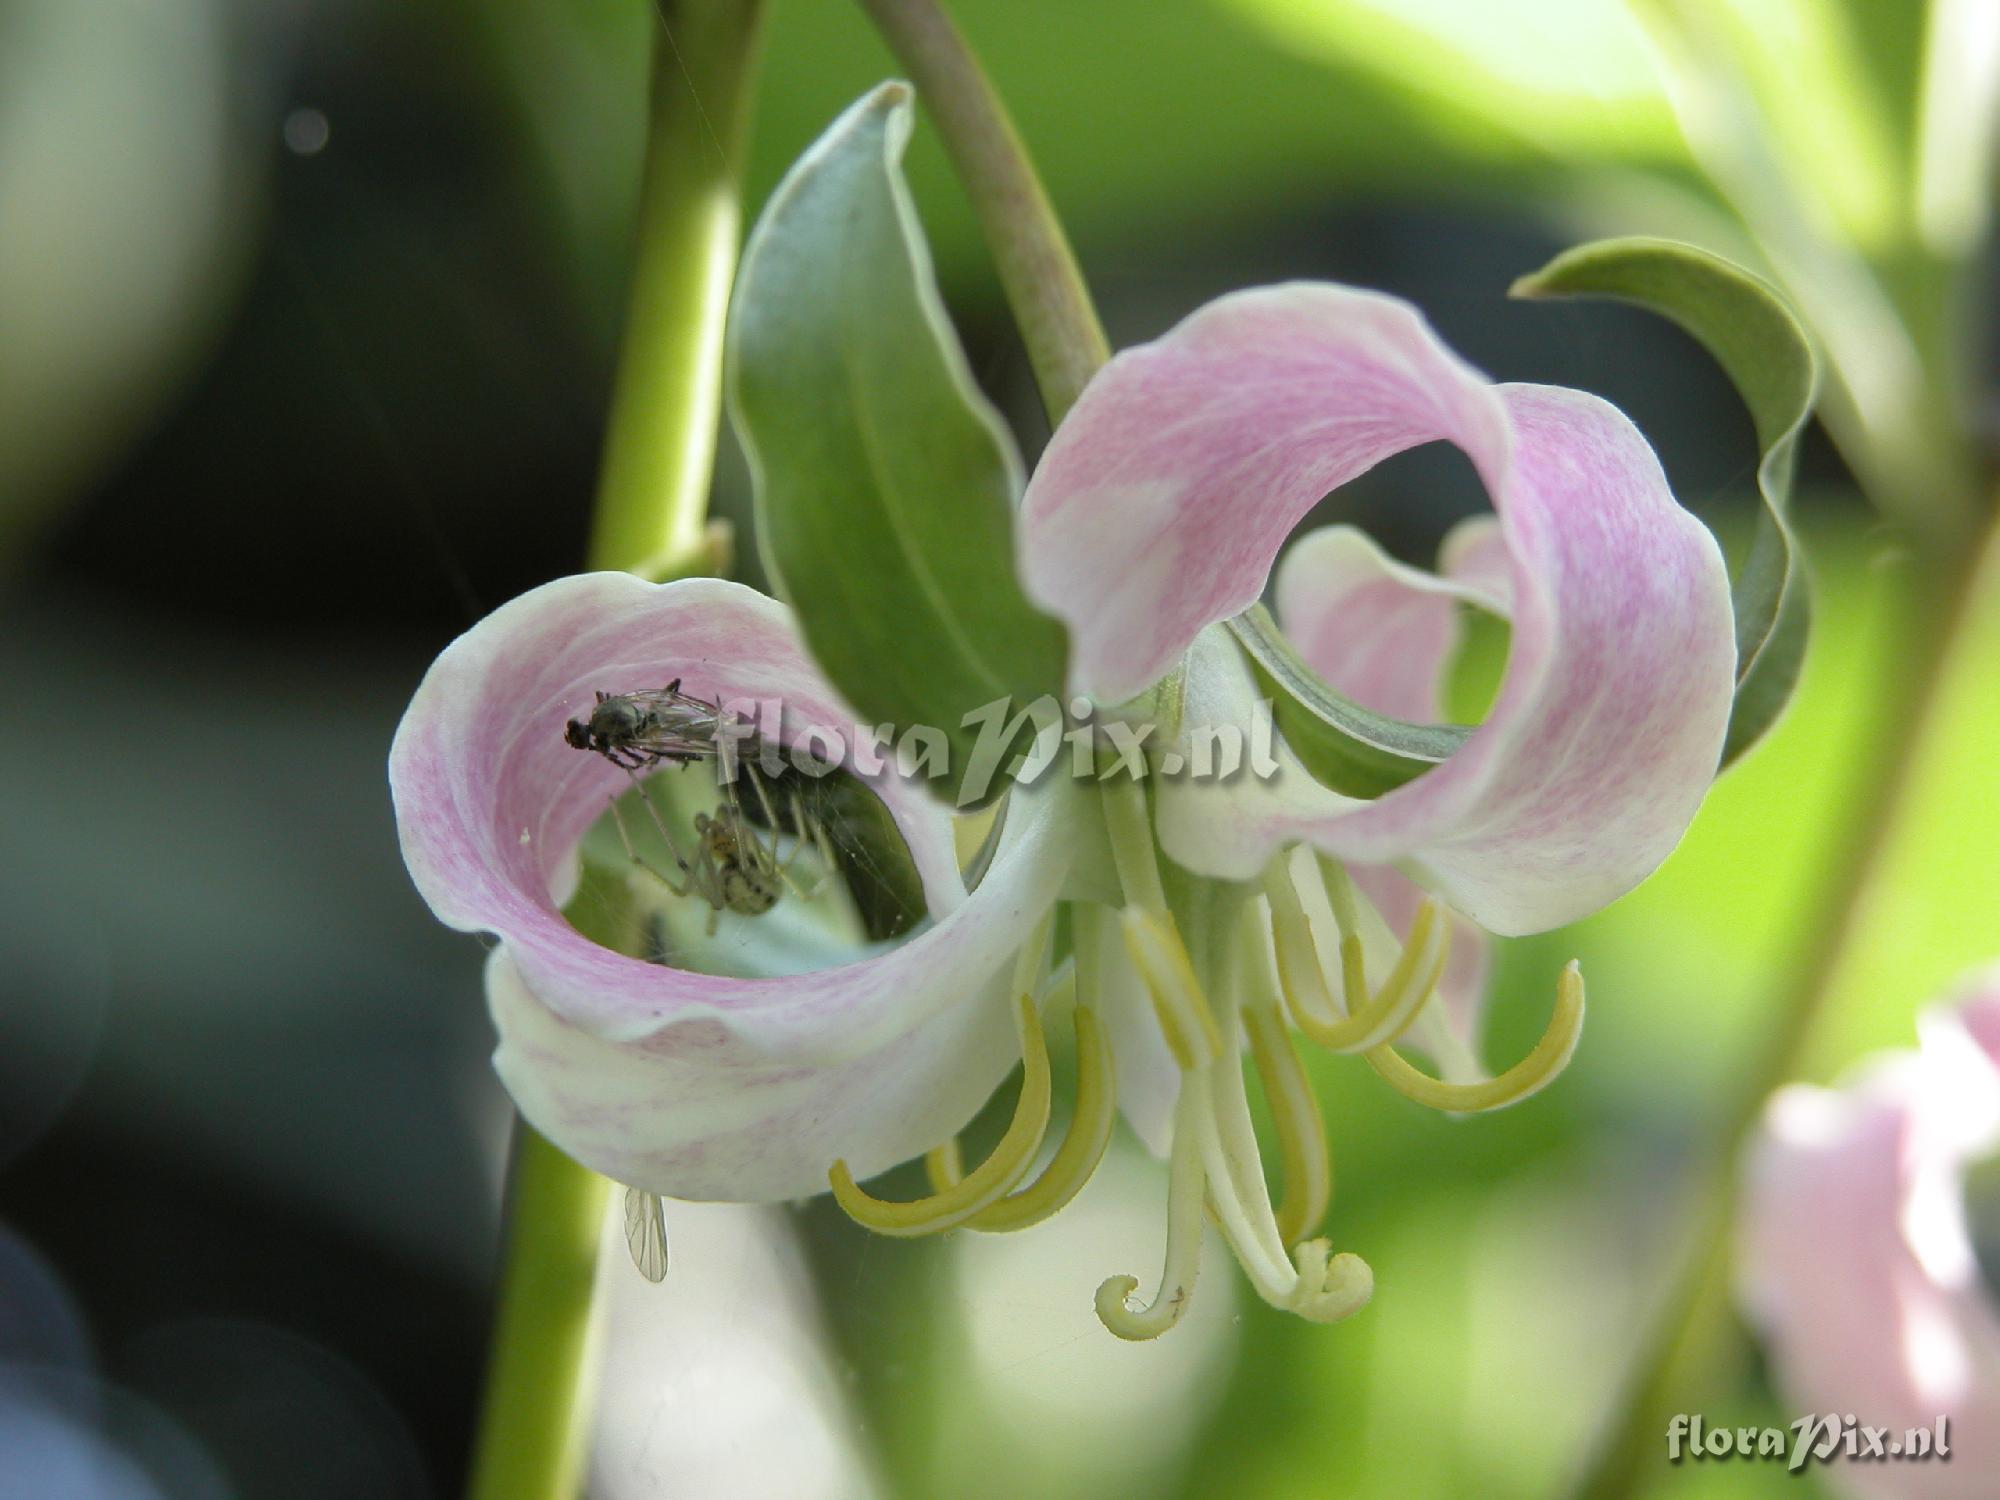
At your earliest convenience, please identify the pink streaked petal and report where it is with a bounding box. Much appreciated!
[390,572,1076,1057]
[487,948,1022,1201]
[1019,283,1512,705]
[1439,512,1512,611]
[1275,524,1488,725]
[1160,386,1733,936]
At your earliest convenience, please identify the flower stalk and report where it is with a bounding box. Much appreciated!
[468,6,766,1497]
[466,1128,609,1500]
[588,0,768,579]
[853,0,1109,422]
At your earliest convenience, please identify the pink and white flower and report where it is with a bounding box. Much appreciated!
[391,280,1738,1337]
[391,574,1076,1201]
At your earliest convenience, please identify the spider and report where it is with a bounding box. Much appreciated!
[610,762,832,936]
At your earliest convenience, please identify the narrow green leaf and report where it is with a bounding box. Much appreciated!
[1512,237,1815,766]
[1226,606,1471,798]
[727,84,1068,806]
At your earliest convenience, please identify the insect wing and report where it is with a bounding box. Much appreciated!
[623,1187,670,1282]
[625,687,744,761]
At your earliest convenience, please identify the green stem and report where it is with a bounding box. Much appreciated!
[588,0,768,576]
[466,1128,611,1500]
[469,7,766,1498]
[853,0,1109,423]
[1569,513,2000,1499]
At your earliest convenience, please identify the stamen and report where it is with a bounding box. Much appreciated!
[922,1137,963,1195]
[829,988,1053,1235]
[1282,1239,1374,1323]
[924,978,1119,1232]
[1312,855,1377,1012]
[1261,860,1342,1027]
[1099,772,1169,915]
[1242,997,1331,1247]
[1095,1084,1207,1340]
[1120,907,1224,1070]
[1265,864,1449,1053]
[1194,1060,1369,1318]
[1192,916,1369,1323]
[1367,960,1586,1112]
[1316,853,1365,939]
[1199,1040,1295,1291]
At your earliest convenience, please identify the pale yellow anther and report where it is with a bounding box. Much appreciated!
[1261,862,1346,1024]
[1336,931,1368,1024]
[829,988,1052,1236]
[1266,860,1451,1054]
[1243,999,1331,1246]
[1339,897,1450,1051]
[1119,906,1224,1070]
[1367,960,1586,1112]
[925,981,1118,1232]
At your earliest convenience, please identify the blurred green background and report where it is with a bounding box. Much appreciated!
[2,0,1989,1496]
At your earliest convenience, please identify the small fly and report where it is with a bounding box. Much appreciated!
[563,679,739,771]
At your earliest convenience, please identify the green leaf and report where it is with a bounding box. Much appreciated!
[1226,606,1471,798]
[1512,237,1815,767]
[728,84,1068,807]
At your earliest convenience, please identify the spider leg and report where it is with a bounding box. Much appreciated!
[773,786,830,900]
[742,759,784,833]
[608,795,695,899]
[685,833,726,936]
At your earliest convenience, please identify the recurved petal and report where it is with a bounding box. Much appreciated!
[1438,512,1512,611]
[1156,377,1732,936]
[1275,522,1504,726]
[389,571,1075,1059]
[487,948,1023,1201]
[1019,283,1511,706]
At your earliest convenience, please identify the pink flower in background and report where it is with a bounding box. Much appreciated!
[1739,970,2000,1498]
